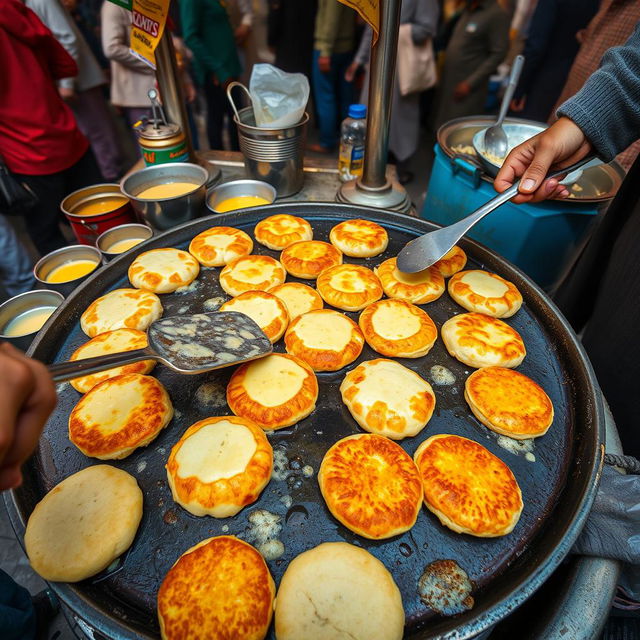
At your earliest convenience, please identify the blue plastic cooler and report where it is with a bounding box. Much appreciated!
[421,144,604,291]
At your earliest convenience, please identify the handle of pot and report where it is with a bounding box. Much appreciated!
[226,82,254,122]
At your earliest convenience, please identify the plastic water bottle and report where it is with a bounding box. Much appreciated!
[338,104,367,182]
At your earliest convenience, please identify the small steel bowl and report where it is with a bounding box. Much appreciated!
[34,245,102,297]
[472,123,546,177]
[96,223,154,262]
[121,162,209,231]
[0,289,64,351]
[206,179,277,214]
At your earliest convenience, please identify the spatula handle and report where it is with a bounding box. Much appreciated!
[48,348,152,383]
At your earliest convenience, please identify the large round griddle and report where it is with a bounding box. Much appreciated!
[6,203,604,639]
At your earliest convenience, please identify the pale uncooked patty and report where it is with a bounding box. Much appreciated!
[25,465,143,582]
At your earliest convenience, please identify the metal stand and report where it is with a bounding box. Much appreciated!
[154,31,196,162]
[336,0,411,213]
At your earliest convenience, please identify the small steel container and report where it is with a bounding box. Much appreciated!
[206,179,277,214]
[121,162,208,231]
[34,245,102,297]
[0,290,64,351]
[136,122,189,166]
[61,184,137,245]
[96,223,154,262]
[234,106,308,197]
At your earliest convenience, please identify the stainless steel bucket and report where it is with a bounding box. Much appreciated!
[234,106,308,197]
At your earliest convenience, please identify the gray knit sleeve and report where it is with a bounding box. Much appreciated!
[557,23,640,161]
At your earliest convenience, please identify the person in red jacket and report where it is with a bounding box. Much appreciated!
[0,0,101,255]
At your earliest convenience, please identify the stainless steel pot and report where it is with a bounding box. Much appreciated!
[120,162,208,231]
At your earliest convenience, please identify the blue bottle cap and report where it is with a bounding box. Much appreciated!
[348,104,367,119]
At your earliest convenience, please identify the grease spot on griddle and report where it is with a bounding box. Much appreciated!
[163,510,178,525]
[246,509,284,561]
[195,380,227,408]
[399,542,413,557]
[429,365,456,386]
[174,281,199,295]
[285,504,309,526]
[418,559,474,616]
[496,435,535,458]
[302,464,314,478]
[203,296,226,311]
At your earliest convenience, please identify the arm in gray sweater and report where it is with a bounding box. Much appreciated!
[558,22,640,162]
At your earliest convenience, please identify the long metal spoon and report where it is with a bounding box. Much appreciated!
[396,156,595,274]
[482,54,525,161]
[48,311,272,383]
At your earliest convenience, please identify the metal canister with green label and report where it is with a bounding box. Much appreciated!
[135,89,190,166]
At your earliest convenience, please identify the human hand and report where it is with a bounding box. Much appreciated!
[0,343,57,490]
[58,86,77,102]
[235,23,251,45]
[318,55,331,74]
[345,61,359,83]
[453,81,471,101]
[510,96,526,112]
[494,117,593,203]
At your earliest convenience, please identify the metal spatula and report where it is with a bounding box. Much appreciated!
[396,156,595,274]
[48,311,272,383]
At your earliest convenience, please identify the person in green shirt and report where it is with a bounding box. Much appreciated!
[181,0,242,149]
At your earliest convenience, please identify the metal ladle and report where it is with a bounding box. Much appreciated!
[396,156,596,274]
[482,54,525,161]
[48,312,272,383]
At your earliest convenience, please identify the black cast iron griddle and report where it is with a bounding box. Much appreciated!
[5,203,603,640]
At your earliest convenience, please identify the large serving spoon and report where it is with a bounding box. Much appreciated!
[482,55,524,162]
[396,156,595,274]
[48,311,272,383]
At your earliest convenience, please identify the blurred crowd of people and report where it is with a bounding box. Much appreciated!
[1,0,640,295]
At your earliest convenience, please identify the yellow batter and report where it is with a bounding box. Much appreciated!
[136,182,197,199]
[107,238,144,254]
[214,196,270,212]
[73,197,128,216]
[2,307,55,337]
[46,260,97,283]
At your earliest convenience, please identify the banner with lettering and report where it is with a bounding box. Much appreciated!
[338,0,380,42]
[129,0,171,69]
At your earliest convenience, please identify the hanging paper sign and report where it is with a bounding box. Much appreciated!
[338,0,380,42]
[129,0,171,69]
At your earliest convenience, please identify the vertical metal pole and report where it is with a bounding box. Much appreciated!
[361,0,403,189]
[154,30,195,161]
[336,0,410,212]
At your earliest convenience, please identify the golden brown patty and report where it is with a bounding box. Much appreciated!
[319,433,423,539]
[128,248,200,294]
[166,416,273,518]
[448,269,523,318]
[329,219,389,257]
[359,298,437,358]
[69,373,173,459]
[268,282,323,320]
[316,263,383,311]
[465,367,554,439]
[219,254,286,297]
[433,245,467,277]
[254,213,313,250]
[227,353,318,430]
[69,328,155,393]
[219,290,289,343]
[158,535,275,640]
[80,288,163,338]
[340,359,436,439]
[25,465,142,582]
[441,312,526,368]
[414,434,523,537]
[375,257,445,304]
[284,309,364,371]
[188,225,253,267]
[274,542,404,640]
[280,240,342,279]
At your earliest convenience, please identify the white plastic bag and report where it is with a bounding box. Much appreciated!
[249,64,309,128]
